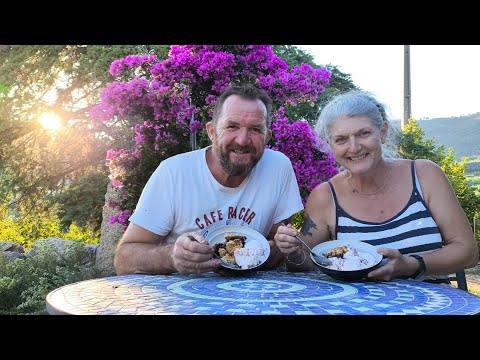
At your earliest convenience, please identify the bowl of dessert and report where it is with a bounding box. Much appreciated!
[204,225,270,273]
[311,240,383,281]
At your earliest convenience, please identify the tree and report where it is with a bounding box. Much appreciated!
[52,171,109,231]
[272,45,316,68]
[0,45,170,228]
[397,119,445,163]
[272,46,358,126]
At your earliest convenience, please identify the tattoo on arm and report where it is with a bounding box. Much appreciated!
[301,214,317,237]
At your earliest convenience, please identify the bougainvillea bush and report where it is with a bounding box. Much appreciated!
[90,45,339,229]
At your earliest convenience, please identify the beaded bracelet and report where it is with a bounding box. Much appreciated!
[286,249,306,266]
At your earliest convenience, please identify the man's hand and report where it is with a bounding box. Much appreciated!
[261,239,285,269]
[172,232,221,274]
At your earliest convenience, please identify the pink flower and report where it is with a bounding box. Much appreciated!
[95,46,336,227]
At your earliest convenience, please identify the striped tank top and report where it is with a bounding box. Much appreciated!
[327,161,443,256]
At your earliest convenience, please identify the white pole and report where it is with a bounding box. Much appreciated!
[403,45,411,129]
[189,100,197,151]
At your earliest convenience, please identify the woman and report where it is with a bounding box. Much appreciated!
[275,90,478,282]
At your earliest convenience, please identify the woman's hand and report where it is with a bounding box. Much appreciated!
[274,223,302,257]
[172,232,221,274]
[366,247,418,281]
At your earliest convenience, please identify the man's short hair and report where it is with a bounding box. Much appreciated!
[212,84,273,128]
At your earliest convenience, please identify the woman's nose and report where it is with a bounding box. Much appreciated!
[348,136,361,152]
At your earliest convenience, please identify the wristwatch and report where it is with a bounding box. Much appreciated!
[409,254,426,279]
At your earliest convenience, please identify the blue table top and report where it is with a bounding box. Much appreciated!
[46,270,480,315]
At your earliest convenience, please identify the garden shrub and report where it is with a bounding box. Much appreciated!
[0,216,100,251]
[0,242,98,315]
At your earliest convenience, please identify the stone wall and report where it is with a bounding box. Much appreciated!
[95,184,124,276]
[1,238,97,267]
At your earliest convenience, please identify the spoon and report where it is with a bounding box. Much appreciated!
[280,223,332,267]
[187,235,240,270]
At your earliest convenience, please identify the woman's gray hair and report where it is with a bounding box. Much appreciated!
[315,90,399,159]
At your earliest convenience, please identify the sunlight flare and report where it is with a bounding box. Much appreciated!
[38,112,62,131]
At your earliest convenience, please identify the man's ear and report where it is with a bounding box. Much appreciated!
[265,128,272,143]
[206,121,215,142]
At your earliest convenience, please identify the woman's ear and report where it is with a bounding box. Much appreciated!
[381,121,389,143]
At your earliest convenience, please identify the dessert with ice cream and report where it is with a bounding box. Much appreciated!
[323,245,376,271]
[213,233,267,269]
[234,241,267,269]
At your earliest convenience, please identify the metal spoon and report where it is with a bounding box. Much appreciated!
[187,235,240,270]
[280,223,332,267]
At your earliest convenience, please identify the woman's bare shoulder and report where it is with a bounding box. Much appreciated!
[307,177,338,211]
[305,179,336,236]
[310,176,338,198]
[413,159,445,177]
[412,159,451,202]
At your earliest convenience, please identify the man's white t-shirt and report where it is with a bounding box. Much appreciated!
[129,146,304,243]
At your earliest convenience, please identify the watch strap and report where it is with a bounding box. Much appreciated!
[409,254,426,279]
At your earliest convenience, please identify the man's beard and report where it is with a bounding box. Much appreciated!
[216,146,261,177]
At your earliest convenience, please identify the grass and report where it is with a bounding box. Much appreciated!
[450,279,480,296]
[465,264,480,296]
[467,282,480,296]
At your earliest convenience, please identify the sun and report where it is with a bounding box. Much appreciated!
[38,112,62,131]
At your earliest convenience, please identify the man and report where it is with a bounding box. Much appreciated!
[114,84,304,275]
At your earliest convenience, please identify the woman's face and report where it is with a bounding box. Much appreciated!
[329,115,387,174]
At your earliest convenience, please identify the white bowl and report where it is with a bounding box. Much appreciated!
[311,240,383,281]
[204,225,270,272]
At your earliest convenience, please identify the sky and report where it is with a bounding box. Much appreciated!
[296,45,480,121]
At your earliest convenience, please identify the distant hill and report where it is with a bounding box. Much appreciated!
[392,113,480,158]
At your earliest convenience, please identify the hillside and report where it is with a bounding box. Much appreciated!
[392,113,480,158]
[417,113,480,157]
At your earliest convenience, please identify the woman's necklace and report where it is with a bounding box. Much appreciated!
[347,166,392,195]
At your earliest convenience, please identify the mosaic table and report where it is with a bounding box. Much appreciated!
[46,271,480,315]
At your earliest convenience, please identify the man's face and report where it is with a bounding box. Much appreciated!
[209,95,272,177]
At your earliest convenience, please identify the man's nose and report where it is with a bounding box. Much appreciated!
[235,128,251,146]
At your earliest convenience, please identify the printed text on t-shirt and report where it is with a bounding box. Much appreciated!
[195,206,256,229]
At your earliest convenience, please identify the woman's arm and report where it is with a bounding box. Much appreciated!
[274,182,334,272]
[302,182,335,247]
[415,159,478,275]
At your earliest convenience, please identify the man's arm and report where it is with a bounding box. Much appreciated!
[114,223,222,275]
[114,223,176,275]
